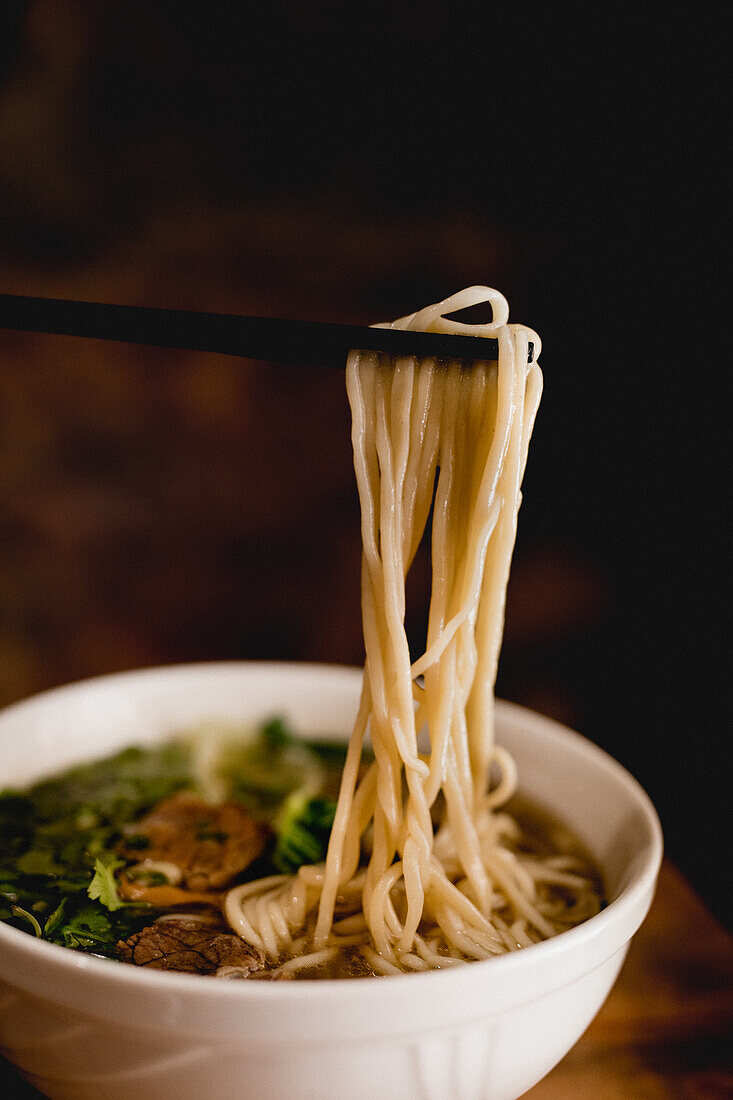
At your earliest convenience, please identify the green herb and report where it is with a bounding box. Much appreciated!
[87,854,125,911]
[15,847,66,877]
[13,740,192,826]
[11,904,42,937]
[219,717,349,818]
[60,904,114,948]
[0,741,193,952]
[273,793,337,874]
[43,898,68,938]
[1,721,348,959]
[262,716,294,748]
[126,869,169,886]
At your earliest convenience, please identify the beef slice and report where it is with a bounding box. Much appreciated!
[117,791,269,890]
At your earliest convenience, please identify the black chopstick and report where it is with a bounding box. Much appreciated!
[0,293,534,366]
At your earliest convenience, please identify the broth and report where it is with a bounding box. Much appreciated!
[0,723,604,977]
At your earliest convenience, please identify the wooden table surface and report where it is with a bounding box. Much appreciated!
[2,859,731,1098]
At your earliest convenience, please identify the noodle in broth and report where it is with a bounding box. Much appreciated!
[225,287,601,976]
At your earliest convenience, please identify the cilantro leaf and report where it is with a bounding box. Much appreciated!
[87,855,125,911]
[60,904,114,948]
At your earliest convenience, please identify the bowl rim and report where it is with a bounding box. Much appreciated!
[0,661,663,1037]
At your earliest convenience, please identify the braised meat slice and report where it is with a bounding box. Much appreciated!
[116,917,266,975]
[117,791,269,890]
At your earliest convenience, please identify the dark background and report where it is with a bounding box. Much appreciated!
[0,0,729,948]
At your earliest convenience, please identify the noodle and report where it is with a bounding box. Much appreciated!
[224,286,601,974]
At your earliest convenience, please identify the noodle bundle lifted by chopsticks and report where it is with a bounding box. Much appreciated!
[225,287,600,976]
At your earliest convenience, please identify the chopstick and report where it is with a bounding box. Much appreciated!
[0,293,534,366]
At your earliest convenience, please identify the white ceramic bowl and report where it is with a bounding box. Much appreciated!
[0,662,662,1100]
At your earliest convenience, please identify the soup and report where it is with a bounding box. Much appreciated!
[0,721,603,978]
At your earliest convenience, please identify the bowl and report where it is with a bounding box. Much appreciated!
[0,662,662,1100]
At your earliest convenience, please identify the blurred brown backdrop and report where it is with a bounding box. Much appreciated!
[0,2,728,924]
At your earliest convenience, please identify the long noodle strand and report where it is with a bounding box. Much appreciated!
[224,287,599,975]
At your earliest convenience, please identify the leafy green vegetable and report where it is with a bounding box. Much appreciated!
[87,854,125,911]
[1,719,349,958]
[262,716,294,749]
[60,904,114,949]
[43,898,67,938]
[15,848,66,877]
[0,739,194,953]
[220,739,319,815]
[273,793,337,874]
[215,716,352,818]
[11,905,42,937]
[18,740,192,825]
